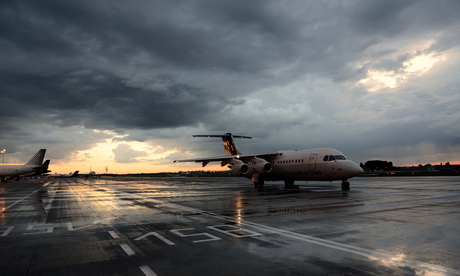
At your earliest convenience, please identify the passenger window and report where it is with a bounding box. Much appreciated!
[323,155,328,161]
[328,155,336,161]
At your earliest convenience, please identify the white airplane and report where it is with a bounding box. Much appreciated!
[45,171,79,178]
[0,149,46,179]
[174,133,363,190]
[84,169,100,178]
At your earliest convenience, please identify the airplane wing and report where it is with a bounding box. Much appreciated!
[174,155,236,167]
[174,152,282,167]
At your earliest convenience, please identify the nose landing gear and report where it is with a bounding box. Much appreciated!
[341,181,350,191]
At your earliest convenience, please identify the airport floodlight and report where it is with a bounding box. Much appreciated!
[1,149,6,165]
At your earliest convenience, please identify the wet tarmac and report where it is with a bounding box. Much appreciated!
[1,176,460,275]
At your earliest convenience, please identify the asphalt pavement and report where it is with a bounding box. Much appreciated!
[1,176,459,275]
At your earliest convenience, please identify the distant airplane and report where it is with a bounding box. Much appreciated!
[45,171,79,178]
[174,133,363,190]
[0,149,46,179]
[84,169,100,178]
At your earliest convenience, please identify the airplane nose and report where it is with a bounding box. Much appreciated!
[350,162,364,176]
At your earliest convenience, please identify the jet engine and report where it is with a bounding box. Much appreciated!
[231,163,249,176]
[254,162,272,174]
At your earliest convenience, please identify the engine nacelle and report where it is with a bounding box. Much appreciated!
[254,162,272,174]
[231,163,249,176]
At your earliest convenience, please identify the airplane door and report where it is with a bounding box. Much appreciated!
[308,154,317,171]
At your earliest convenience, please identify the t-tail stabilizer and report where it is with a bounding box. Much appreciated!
[192,133,251,156]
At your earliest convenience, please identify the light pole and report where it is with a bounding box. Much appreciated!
[1,149,6,165]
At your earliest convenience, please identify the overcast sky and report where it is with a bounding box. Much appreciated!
[1,0,460,173]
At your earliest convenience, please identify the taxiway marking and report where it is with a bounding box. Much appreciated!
[67,222,95,231]
[108,231,120,239]
[0,182,51,213]
[208,225,262,238]
[139,265,157,276]
[24,224,54,235]
[119,244,135,256]
[135,232,175,245]
[170,228,221,243]
[0,226,14,237]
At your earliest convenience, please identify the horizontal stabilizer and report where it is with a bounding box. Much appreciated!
[192,133,251,156]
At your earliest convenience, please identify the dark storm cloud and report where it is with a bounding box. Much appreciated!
[2,0,459,86]
[0,70,224,130]
[0,0,299,73]
[349,0,418,36]
[1,0,460,165]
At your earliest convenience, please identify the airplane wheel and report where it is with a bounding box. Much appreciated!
[255,180,264,187]
[341,181,350,191]
[284,180,294,187]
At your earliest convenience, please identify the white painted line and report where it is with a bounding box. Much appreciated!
[135,232,175,245]
[1,226,14,237]
[108,231,120,239]
[67,222,95,231]
[139,265,157,276]
[67,218,116,231]
[119,244,135,256]
[23,224,54,235]
[208,225,262,238]
[0,182,51,213]
[170,228,221,243]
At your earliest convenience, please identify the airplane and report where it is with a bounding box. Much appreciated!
[45,171,79,178]
[174,133,363,190]
[0,149,47,179]
[25,160,51,177]
[84,169,100,178]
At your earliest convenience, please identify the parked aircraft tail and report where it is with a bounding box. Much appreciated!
[25,149,46,166]
[29,159,51,176]
[192,133,251,156]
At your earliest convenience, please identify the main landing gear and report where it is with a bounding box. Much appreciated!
[284,179,295,188]
[341,181,350,191]
[254,180,264,187]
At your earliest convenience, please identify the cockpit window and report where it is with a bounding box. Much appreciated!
[324,155,347,161]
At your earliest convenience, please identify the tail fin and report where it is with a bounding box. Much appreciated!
[25,149,46,166]
[41,160,50,168]
[71,171,79,177]
[31,159,51,175]
[193,133,251,156]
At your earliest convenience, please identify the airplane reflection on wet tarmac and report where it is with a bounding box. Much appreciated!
[1,176,460,275]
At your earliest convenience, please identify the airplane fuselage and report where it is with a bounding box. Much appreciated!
[243,148,363,182]
[0,165,41,177]
[0,149,47,179]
